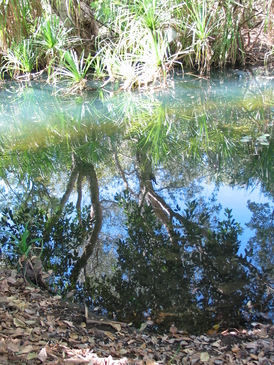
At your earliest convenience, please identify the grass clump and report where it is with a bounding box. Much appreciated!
[0,0,274,90]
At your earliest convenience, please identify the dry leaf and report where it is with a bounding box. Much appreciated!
[7,277,16,285]
[170,325,178,335]
[52,295,62,300]
[212,340,221,347]
[38,347,47,362]
[200,352,210,362]
[20,345,33,354]
[13,318,26,327]
[139,323,147,332]
[25,320,36,325]
[119,348,128,355]
[27,352,38,360]
[231,344,240,353]
[66,290,74,299]
[110,323,121,332]
[146,360,157,365]
[7,341,20,353]
[64,320,74,327]
[81,336,88,343]
[104,331,116,341]
[69,333,79,339]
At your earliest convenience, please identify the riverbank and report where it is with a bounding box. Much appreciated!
[1,268,274,364]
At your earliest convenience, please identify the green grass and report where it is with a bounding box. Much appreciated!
[1,38,38,79]
[0,0,273,86]
[49,50,94,93]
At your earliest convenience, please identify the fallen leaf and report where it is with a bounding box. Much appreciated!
[212,340,221,347]
[81,336,88,343]
[20,345,33,354]
[64,320,74,327]
[104,331,115,341]
[38,347,47,362]
[139,323,147,332]
[7,341,20,353]
[170,325,178,335]
[232,344,240,353]
[27,352,38,360]
[69,333,79,339]
[13,318,26,327]
[7,277,16,285]
[25,320,36,325]
[200,352,210,362]
[207,329,217,335]
[119,349,128,355]
[110,323,121,332]
[146,360,157,365]
[52,295,62,300]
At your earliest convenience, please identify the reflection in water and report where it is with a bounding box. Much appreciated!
[0,72,274,333]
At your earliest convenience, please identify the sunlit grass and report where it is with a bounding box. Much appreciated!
[1,38,39,79]
[35,15,80,75]
[49,50,94,93]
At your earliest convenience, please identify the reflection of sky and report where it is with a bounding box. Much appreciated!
[201,182,272,254]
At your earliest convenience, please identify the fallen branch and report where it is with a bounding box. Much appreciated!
[85,318,128,328]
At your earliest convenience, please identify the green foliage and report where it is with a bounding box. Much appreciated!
[1,38,38,79]
[186,0,216,72]
[0,212,43,266]
[85,190,270,333]
[95,0,184,89]
[50,50,94,93]
[0,0,273,79]
[246,201,274,277]
[35,15,80,73]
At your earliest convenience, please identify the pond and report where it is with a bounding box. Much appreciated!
[0,69,274,335]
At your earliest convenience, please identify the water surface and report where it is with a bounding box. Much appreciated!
[0,70,273,334]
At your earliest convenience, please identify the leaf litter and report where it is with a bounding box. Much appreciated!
[1,268,274,364]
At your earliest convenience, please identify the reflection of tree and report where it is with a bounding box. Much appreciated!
[0,78,274,326]
[39,154,103,284]
[89,192,195,331]
[246,200,274,277]
[89,189,273,333]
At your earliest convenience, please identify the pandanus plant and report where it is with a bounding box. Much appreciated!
[49,50,94,93]
[1,38,38,80]
[34,14,80,75]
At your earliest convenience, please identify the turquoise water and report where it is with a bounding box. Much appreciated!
[0,71,273,333]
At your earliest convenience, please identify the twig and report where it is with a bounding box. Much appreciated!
[86,318,127,328]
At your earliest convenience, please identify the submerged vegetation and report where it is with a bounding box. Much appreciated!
[0,0,274,90]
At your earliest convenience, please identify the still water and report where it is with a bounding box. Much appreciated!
[0,70,273,334]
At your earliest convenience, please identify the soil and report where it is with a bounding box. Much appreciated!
[1,267,274,364]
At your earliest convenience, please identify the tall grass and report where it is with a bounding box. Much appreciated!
[0,0,273,86]
[35,15,80,72]
[49,50,94,93]
[1,38,38,79]
[93,0,274,82]
[95,0,185,89]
